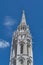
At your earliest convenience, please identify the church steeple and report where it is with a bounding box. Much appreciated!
[9,10,33,65]
[21,10,26,25]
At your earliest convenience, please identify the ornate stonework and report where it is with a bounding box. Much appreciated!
[9,10,33,65]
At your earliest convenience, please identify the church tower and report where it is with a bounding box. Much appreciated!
[9,10,33,65]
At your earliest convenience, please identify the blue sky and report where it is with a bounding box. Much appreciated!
[0,0,43,65]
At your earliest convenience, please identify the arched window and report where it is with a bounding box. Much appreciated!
[27,46,29,56]
[27,60,29,65]
[18,57,25,65]
[20,44,23,54]
[20,59,23,64]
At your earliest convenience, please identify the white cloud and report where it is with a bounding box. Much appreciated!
[3,16,16,37]
[0,39,10,48]
[2,16,19,38]
[4,21,15,26]
[3,16,16,27]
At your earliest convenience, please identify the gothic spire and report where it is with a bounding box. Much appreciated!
[21,10,26,25]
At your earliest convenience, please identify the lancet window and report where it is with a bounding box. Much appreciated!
[20,44,23,54]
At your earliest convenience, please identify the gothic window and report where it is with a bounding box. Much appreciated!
[27,46,28,55]
[20,59,23,64]
[27,39,31,47]
[20,44,23,54]
[27,60,29,65]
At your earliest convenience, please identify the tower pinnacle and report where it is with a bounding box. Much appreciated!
[9,10,33,65]
[21,10,26,25]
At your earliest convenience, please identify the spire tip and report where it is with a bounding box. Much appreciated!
[21,10,26,25]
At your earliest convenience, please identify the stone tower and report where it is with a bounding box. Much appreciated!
[9,10,33,65]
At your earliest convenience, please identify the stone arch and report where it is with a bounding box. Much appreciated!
[18,56,25,60]
[27,57,32,65]
[18,57,25,65]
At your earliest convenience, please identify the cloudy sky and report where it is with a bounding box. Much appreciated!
[0,0,43,65]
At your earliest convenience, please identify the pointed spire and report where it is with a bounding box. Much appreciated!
[21,10,26,25]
